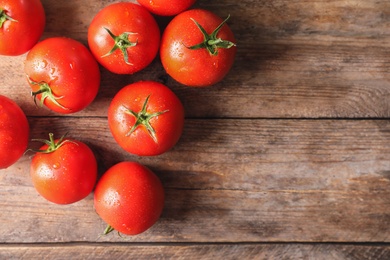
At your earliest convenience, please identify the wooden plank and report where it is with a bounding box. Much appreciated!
[1,1,390,258]
[40,0,390,39]
[2,38,390,118]
[1,0,390,118]
[0,118,389,243]
[1,243,390,260]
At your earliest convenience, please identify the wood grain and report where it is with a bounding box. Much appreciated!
[1,0,390,258]
[1,243,390,260]
[1,0,390,118]
[0,119,389,243]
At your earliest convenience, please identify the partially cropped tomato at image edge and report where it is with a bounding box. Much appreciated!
[108,81,185,156]
[137,0,196,16]
[30,133,97,205]
[88,2,160,74]
[94,161,165,235]
[160,9,237,87]
[0,95,29,169]
[0,0,45,56]
[24,37,100,114]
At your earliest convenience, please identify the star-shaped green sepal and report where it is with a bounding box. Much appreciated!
[0,9,18,28]
[123,95,169,143]
[101,27,138,65]
[28,78,69,111]
[186,14,236,56]
[28,133,76,154]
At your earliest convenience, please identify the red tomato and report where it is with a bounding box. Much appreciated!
[108,81,184,156]
[137,0,196,16]
[24,37,100,114]
[88,2,160,74]
[94,161,164,235]
[160,9,237,87]
[0,0,45,56]
[0,95,29,169]
[30,133,97,205]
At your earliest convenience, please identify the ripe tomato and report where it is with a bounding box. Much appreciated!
[0,0,45,56]
[137,0,196,16]
[160,9,237,87]
[94,161,164,235]
[88,2,160,75]
[30,133,97,205]
[0,95,29,169]
[24,37,100,114]
[108,81,184,156]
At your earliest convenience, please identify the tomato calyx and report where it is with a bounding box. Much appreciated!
[0,9,18,28]
[186,14,236,56]
[102,28,138,65]
[99,225,124,238]
[28,78,69,111]
[123,95,169,143]
[103,225,115,235]
[29,133,76,154]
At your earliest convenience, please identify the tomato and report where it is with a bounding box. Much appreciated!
[30,133,97,205]
[108,81,184,156]
[0,95,29,169]
[0,0,45,56]
[160,9,237,87]
[24,37,100,114]
[88,2,160,75]
[137,0,196,16]
[94,161,164,235]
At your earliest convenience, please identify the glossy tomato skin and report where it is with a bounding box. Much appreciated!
[160,9,237,87]
[108,81,184,156]
[30,139,97,204]
[88,2,160,74]
[0,0,45,56]
[94,161,164,235]
[137,0,196,16]
[0,95,29,169]
[24,37,100,114]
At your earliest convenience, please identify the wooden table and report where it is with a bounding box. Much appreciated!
[1,0,390,259]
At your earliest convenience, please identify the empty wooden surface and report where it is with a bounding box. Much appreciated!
[1,0,390,259]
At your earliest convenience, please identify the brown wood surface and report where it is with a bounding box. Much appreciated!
[1,243,390,260]
[1,0,390,259]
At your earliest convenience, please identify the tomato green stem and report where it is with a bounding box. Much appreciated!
[0,9,18,28]
[102,27,138,65]
[103,225,115,235]
[28,77,69,111]
[29,133,76,154]
[186,14,236,56]
[123,95,169,143]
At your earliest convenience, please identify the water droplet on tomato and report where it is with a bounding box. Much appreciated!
[52,162,60,169]
[35,59,48,71]
[49,67,59,82]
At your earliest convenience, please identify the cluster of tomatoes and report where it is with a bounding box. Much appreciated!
[0,0,236,236]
